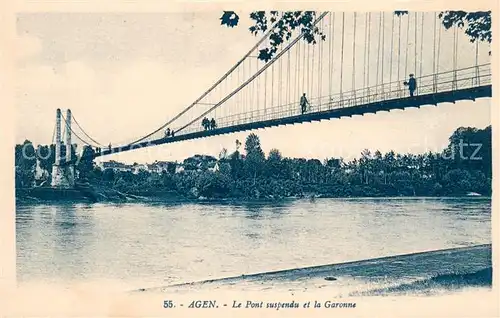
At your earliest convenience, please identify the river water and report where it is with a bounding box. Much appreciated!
[16,197,491,291]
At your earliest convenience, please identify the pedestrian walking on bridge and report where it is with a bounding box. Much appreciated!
[404,74,417,97]
[202,117,210,130]
[300,93,310,114]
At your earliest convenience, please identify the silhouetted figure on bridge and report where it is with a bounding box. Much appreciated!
[404,74,417,97]
[300,93,310,114]
[210,118,217,130]
[165,128,171,137]
[202,117,210,130]
[108,143,112,151]
[171,130,175,137]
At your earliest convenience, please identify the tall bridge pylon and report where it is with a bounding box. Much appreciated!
[51,108,75,188]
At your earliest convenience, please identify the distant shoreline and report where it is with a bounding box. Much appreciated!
[16,126,492,204]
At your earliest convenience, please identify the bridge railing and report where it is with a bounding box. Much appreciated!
[177,64,491,135]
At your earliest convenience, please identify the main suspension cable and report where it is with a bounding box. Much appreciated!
[175,11,329,134]
[125,13,288,146]
[72,113,105,147]
[61,113,97,148]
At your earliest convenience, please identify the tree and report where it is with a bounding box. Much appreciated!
[266,148,283,177]
[439,11,491,44]
[166,162,177,174]
[383,150,396,179]
[195,171,232,198]
[325,158,341,169]
[220,11,326,61]
[442,169,473,195]
[304,159,323,183]
[359,149,372,185]
[102,168,116,182]
[396,11,491,44]
[76,145,96,180]
[15,140,37,188]
[36,144,55,174]
[218,162,232,176]
[229,149,244,179]
[268,148,282,162]
[444,125,491,177]
[244,133,265,158]
[222,10,491,61]
[371,150,384,186]
[244,133,265,183]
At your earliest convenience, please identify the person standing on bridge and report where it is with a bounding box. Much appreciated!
[404,74,417,97]
[210,118,217,130]
[300,93,310,114]
[202,117,209,130]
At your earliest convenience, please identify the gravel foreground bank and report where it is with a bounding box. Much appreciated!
[136,244,492,296]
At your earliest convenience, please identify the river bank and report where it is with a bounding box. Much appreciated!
[15,184,489,206]
[138,244,492,296]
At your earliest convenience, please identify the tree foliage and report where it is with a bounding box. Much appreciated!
[244,133,265,182]
[15,140,37,188]
[220,11,240,27]
[439,11,491,43]
[221,10,491,61]
[220,11,325,62]
[397,10,491,44]
[15,126,492,199]
[76,145,96,180]
[36,144,55,173]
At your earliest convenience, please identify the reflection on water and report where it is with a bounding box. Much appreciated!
[16,197,491,289]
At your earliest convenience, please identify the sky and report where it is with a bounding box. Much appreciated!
[15,12,492,164]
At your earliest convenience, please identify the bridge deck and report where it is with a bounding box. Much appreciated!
[95,84,491,158]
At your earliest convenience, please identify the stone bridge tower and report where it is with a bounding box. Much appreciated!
[51,108,75,188]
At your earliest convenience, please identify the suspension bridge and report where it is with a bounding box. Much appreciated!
[49,11,491,187]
